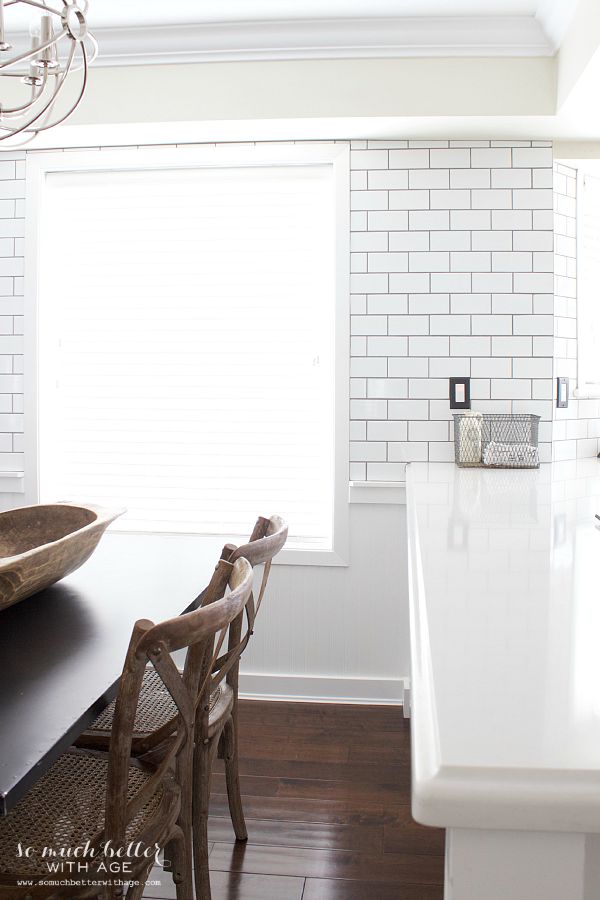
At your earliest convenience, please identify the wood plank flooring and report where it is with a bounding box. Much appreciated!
[142,700,445,899]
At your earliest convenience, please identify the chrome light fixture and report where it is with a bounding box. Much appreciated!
[0,0,97,143]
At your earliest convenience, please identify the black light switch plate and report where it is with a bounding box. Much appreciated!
[557,377,569,408]
[449,377,471,410]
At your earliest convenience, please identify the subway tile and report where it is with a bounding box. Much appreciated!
[367,378,408,400]
[409,169,449,189]
[350,295,367,314]
[408,336,450,356]
[532,293,553,314]
[408,379,448,399]
[429,314,470,335]
[491,251,532,272]
[430,272,471,292]
[533,209,554,229]
[533,336,554,356]
[450,209,491,230]
[367,338,411,364]
[533,251,554,272]
[450,293,491,314]
[367,294,408,314]
[430,148,470,168]
[513,314,554,335]
[0,413,23,432]
[491,209,532,230]
[491,293,532,314]
[388,399,430,419]
[368,252,408,272]
[351,231,388,252]
[349,462,367,480]
[350,336,367,356]
[350,378,367,398]
[430,231,470,251]
[490,379,532,400]
[350,399,388,420]
[350,149,389,169]
[513,188,554,209]
[450,336,491,356]
[450,168,490,189]
[428,441,455,462]
[350,357,388,377]
[351,171,368,191]
[472,272,512,292]
[367,420,408,441]
[367,462,407,479]
[389,190,430,210]
[0,258,23,277]
[429,357,471,377]
[471,147,512,168]
[533,168,553,188]
[0,181,25,200]
[532,379,554,400]
[368,170,409,189]
[470,379,491,399]
[351,190,388,211]
[350,441,387,461]
[471,314,512,335]
[490,168,531,188]
[513,231,553,251]
[471,189,512,209]
[389,272,430,293]
[408,420,449,441]
[389,442,428,462]
[350,272,388,293]
[351,315,387,336]
[512,399,552,419]
[350,421,366,440]
[389,231,429,251]
[409,140,449,148]
[367,210,408,230]
[430,189,470,209]
[389,149,430,168]
[512,147,553,168]
[451,251,491,272]
[388,357,429,377]
[429,400,454,420]
[491,336,532,356]
[367,140,408,149]
[471,231,512,251]
[408,293,449,314]
[351,253,367,273]
[409,251,450,272]
[350,211,367,230]
[513,272,554,293]
[409,210,449,230]
[388,315,429,335]
[470,357,512,378]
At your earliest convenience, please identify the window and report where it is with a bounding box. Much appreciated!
[27,144,349,561]
[577,172,600,394]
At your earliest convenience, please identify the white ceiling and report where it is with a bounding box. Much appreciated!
[7,0,578,50]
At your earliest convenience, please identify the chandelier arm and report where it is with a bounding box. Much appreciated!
[4,0,64,15]
[0,72,48,114]
[0,25,69,71]
[68,29,96,72]
[30,40,87,132]
[0,37,74,137]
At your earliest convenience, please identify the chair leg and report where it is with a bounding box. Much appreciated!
[125,864,152,900]
[223,714,248,842]
[168,825,193,900]
[192,737,219,900]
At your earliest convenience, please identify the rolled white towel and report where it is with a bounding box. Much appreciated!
[482,441,539,467]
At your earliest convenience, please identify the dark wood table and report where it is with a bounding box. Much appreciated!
[0,531,224,816]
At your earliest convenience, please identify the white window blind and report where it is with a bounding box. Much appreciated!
[37,161,337,550]
[578,174,600,390]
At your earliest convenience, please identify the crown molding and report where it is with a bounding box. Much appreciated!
[79,16,553,67]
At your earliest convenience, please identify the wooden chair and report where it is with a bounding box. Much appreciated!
[77,514,288,898]
[0,556,253,900]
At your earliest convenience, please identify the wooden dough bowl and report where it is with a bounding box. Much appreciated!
[0,503,124,611]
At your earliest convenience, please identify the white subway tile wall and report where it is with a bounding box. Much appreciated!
[0,152,25,473]
[552,163,600,460]
[350,139,554,479]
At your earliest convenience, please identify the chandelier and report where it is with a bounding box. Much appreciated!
[0,0,97,143]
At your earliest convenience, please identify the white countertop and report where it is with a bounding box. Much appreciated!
[407,460,600,833]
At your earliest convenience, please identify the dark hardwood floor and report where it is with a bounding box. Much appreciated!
[142,700,445,899]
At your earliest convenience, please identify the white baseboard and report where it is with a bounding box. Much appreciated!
[239,672,408,705]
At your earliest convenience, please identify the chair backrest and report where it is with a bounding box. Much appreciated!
[102,556,253,852]
[206,514,288,699]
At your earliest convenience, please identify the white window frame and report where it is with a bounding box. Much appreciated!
[572,165,600,399]
[24,142,350,566]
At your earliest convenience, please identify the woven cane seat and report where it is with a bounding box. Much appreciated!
[0,750,166,879]
[88,666,222,737]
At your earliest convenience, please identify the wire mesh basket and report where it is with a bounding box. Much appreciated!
[453,413,541,468]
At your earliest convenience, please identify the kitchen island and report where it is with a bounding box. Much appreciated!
[407,461,600,900]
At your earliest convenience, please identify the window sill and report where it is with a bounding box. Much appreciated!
[0,471,25,493]
[573,387,600,399]
[348,480,407,505]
